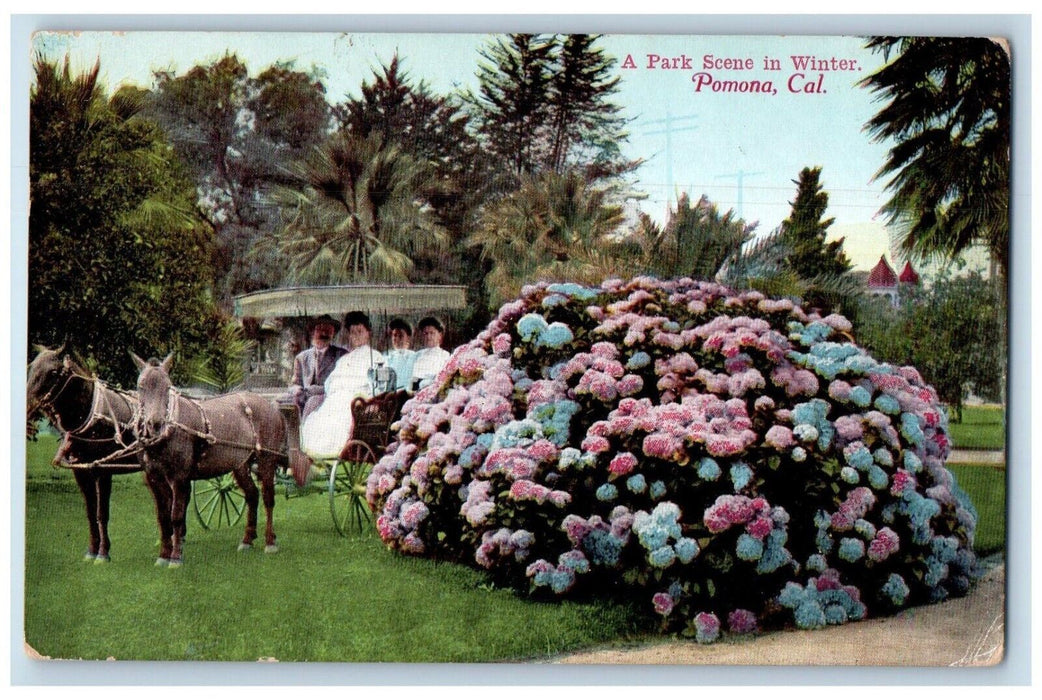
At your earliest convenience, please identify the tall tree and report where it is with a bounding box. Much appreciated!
[469,34,638,186]
[546,34,635,179]
[469,33,557,183]
[779,167,851,279]
[147,54,332,300]
[859,37,1010,279]
[468,170,626,306]
[334,55,493,286]
[30,56,219,386]
[256,132,448,285]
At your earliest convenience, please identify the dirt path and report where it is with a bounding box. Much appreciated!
[550,558,1004,667]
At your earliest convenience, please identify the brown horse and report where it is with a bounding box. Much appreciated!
[130,353,286,566]
[26,346,141,562]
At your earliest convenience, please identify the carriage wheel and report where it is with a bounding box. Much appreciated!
[329,441,376,536]
[192,474,246,530]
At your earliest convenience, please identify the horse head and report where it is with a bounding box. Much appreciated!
[131,351,175,445]
[26,343,77,435]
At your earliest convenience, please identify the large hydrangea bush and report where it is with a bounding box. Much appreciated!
[367,277,978,640]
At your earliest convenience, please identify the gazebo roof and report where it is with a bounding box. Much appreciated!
[898,261,921,285]
[233,284,468,319]
[867,256,898,288]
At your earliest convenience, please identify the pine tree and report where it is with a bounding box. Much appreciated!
[470,34,557,182]
[779,167,851,279]
[546,34,633,178]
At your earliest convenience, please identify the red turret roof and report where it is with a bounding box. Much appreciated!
[868,255,897,288]
[898,261,920,285]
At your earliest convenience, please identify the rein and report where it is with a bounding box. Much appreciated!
[137,387,285,458]
[36,371,146,469]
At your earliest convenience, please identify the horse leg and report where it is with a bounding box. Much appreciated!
[169,479,192,566]
[94,471,114,563]
[231,466,260,552]
[145,470,174,565]
[73,470,101,561]
[258,459,278,553]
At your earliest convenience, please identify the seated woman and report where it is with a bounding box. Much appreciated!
[410,316,451,391]
[384,317,416,391]
[300,311,386,459]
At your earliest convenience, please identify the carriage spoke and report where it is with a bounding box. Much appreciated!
[329,443,375,536]
[192,475,245,530]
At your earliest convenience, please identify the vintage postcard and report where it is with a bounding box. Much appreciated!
[21,28,1012,675]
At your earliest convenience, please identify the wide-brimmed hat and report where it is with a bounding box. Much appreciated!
[307,314,341,333]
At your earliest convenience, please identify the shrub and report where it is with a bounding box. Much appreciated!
[366,277,979,639]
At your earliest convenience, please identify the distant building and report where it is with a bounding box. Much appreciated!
[867,255,920,306]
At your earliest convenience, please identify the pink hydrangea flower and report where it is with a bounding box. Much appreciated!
[608,451,639,476]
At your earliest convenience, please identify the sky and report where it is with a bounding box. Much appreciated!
[33,31,904,269]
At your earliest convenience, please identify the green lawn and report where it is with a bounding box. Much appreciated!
[947,405,1005,451]
[23,435,647,662]
[22,435,1006,662]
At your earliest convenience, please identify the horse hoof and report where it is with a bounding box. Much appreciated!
[167,559,183,569]
[264,544,279,554]
[83,552,97,562]
[93,555,111,565]
[237,543,252,552]
[154,558,170,567]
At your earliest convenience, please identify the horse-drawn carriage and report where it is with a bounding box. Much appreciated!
[27,284,467,564]
[227,283,467,536]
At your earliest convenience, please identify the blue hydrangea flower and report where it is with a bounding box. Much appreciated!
[649,480,667,499]
[793,424,820,443]
[517,313,549,343]
[873,448,894,467]
[806,554,827,572]
[844,445,874,470]
[867,465,889,490]
[794,602,827,630]
[626,351,652,370]
[873,395,901,415]
[849,386,872,408]
[538,322,574,349]
[736,533,764,561]
[903,451,923,472]
[549,568,575,594]
[546,282,598,301]
[595,483,618,502]
[730,462,753,490]
[792,446,807,462]
[838,537,865,562]
[840,466,860,484]
[626,473,647,493]
[583,529,623,567]
[674,537,699,564]
[854,519,877,539]
[756,529,793,574]
[648,546,677,569]
[697,457,721,481]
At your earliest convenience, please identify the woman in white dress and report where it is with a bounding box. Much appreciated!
[300,311,386,459]
[410,316,451,391]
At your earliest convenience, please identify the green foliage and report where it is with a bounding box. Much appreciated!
[469,34,637,185]
[148,54,332,298]
[779,167,851,280]
[855,271,1004,420]
[623,193,755,280]
[29,55,218,387]
[333,54,494,334]
[468,170,626,306]
[860,37,1010,278]
[183,319,256,392]
[257,132,449,285]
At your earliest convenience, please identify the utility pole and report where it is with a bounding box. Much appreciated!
[715,169,764,221]
[642,112,698,205]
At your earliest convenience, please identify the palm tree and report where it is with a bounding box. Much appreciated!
[257,132,449,284]
[469,170,626,306]
[623,193,755,281]
[859,37,1010,279]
